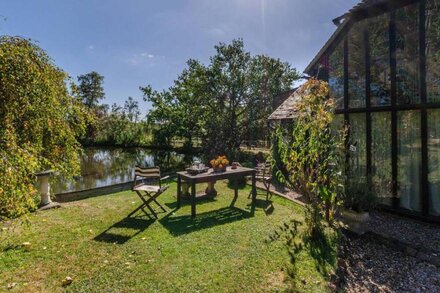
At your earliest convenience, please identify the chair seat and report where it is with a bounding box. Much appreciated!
[133,184,161,192]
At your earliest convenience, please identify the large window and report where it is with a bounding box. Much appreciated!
[398,111,421,212]
[370,13,391,107]
[372,112,392,205]
[426,0,440,103]
[328,42,344,109]
[396,3,420,105]
[348,20,366,108]
[348,114,367,181]
[428,110,440,216]
[309,1,440,219]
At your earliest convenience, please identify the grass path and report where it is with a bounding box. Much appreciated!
[1,181,338,292]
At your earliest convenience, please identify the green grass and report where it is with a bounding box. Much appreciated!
[0,181,339,292]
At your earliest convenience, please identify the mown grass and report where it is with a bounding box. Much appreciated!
[0,181,339,292]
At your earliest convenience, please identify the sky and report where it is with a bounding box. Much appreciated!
[1,0,358,113]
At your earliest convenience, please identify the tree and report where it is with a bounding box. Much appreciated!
[142,39,300,157]
[124,96,141,123]
[77,71,105,109]
[76,71,106,141]
[0,36,91,219]
[272,79,345,237]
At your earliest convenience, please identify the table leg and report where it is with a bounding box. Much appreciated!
[252,174,257,199]
[230,179,239,208]
[191,182,196,218]
[251,173,257,208]
[177,175,181,209]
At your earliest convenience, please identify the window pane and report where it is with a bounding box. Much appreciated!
[329,42,344,109]
[396,3,420,105]
[370,13,391,106]
[348,20,366,108]
[372,112,392,205]
[428,110,440,216]
[426,0,440,103]
[397,111,421,212]
[348,113,367,181]
[331,114,344,135]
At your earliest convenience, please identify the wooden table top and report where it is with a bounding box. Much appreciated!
[176,166,256,183]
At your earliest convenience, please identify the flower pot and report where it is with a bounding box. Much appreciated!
[341,209,370,235]
[213,165,227,173]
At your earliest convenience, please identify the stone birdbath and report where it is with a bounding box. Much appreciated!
[35,170,61,210]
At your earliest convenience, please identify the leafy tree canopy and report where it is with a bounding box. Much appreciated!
[142,39,300,158]
[77,71,105,109]
[0,36,91,218]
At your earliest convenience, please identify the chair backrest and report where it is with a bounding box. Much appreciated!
[133,166,161,187]
[256,162,271,178]
[135,166,161,179]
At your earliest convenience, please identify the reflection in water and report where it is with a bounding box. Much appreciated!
[53,147,197,193]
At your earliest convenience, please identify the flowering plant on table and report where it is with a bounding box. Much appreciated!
[210,155,229,172]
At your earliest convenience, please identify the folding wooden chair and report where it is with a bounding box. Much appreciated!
[249,162,273,201]
[129,166,169,218]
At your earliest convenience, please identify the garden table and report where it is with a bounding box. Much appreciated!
[176,166,257,218]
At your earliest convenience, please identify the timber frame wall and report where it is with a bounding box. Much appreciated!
[306,0,440,223]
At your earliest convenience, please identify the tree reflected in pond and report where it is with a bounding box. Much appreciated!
[53,147,197,193]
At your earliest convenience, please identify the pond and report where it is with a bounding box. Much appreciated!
[53,147,198,194]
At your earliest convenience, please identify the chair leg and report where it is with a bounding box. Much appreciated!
[144,203,157,218]
[151,195,166,212]
[135,191,159,218]
[265,181,272,201]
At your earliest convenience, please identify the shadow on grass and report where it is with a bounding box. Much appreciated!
[94,215,155,244]
[246,198,274,216]
[160,206,252,236]
[266,219,338,290]
[164,197,217,210]
[302,229,338,277]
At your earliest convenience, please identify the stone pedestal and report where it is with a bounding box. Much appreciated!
[205,181,217,197]
[35,170,60,210]
[180,181,217,199]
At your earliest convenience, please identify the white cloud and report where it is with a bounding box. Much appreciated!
[87,45,94,50]
[140,52,155,58]
[127,51,163,66]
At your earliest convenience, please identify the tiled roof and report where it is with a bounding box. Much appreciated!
[268,89,301,120]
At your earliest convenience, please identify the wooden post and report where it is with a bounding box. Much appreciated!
[191,182,196,218]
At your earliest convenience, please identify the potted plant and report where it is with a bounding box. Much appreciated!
[340,177,376,234]
[210,155,229,173]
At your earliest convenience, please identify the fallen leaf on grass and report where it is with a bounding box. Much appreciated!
[7,282,17,289]
[62,276,73,287]
[22,242,31,251]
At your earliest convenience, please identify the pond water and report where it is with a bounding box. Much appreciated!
[53,147,198,194]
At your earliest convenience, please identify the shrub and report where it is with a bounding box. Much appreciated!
[272,78,345,237]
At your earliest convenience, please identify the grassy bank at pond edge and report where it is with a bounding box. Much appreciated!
[0,181,339,292]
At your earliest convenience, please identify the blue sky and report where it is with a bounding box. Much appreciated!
[1,0,358,113]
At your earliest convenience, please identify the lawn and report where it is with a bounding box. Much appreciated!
[0,181,339,292]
